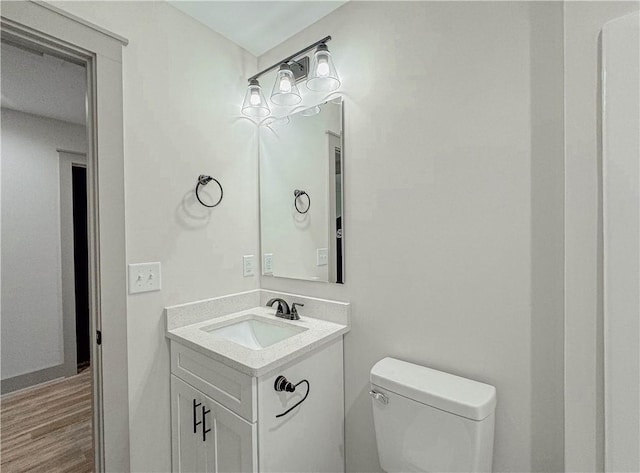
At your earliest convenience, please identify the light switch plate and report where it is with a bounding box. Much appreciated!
[243,255,256,277]
[316,248,329,266]
[263,253,273,274]
[128,262,161,294]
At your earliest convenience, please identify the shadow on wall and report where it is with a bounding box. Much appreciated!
[292,205,311,230]
[175,190,212,229]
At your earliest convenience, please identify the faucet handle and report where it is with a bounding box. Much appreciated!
[291,303,304,320]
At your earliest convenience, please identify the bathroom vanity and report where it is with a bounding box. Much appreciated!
[165,292,349,473]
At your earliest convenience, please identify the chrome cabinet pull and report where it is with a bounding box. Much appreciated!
[369,390,389,405]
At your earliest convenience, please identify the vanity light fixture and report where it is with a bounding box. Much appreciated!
[307,44,341,92]
[241,79,270,118]
[271,63,302,106]
[241,35,340,119]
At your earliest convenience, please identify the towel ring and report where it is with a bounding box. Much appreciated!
[195,175,223,208]
[294,190,311,214]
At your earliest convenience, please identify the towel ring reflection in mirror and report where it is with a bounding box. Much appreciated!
[294,189,311,214]
[195,175,224,208]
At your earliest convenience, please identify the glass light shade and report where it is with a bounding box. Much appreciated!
[271,64,302,106]
[266,116,290,128]
[307,44,341,92]
[300,105,321,117]
[241,79,270,118]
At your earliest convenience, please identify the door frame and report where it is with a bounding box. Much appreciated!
[326,130,342,284]
[1,2,130,471]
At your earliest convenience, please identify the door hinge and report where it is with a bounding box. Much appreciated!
[96,330,102,345]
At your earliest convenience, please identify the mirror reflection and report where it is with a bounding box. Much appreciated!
[260,98,344,283]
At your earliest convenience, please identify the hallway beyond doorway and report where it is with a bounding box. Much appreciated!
[0,370,93,472]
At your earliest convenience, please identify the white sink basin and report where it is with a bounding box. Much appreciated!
[200,315,307,350]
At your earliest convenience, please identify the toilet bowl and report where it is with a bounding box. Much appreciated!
[370,357,497,472]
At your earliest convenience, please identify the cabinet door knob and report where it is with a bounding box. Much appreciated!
[202,405,212,442]
[192,399,202,434]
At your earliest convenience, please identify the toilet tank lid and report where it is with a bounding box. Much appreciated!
[370,357,497,421]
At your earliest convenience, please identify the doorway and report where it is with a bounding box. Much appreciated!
[58,150,91,379]
[73,165,90,372]
[1,2,129,470]
[0,41,94,471]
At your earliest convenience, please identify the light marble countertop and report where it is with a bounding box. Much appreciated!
[166,306,349,377]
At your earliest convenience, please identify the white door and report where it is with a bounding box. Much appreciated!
[257,339,345,473]
[171,375,205,473]
[602,11,640,473]
[200,392,257,473]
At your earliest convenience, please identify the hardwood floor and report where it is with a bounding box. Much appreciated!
[1,370,94,472]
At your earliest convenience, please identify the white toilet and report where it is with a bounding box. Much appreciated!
[370,357,497,473]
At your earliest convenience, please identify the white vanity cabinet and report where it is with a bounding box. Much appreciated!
[171,376,257,473]
[170,337,345,473]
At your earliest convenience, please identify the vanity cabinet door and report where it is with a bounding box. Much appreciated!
[257,338,345,473]
[201,392,257,473]
[171,375,205,473]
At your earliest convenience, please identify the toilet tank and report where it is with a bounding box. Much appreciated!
[370,358,497,473]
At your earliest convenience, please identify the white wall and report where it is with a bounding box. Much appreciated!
[50,2,259,471]
[259,2,565,472]
[1,108,86,380]
[563,2,640,471]
[260,102,340,281]
[530,3,566,470]
[37,2,571,472]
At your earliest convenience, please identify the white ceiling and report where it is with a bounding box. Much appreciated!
[1,42,87,125]
[168,1,347,56]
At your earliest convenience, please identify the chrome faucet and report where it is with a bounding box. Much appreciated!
[266,298,290,318]
[266,298,304,320]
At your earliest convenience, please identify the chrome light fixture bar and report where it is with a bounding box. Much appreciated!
[241,35,340,118]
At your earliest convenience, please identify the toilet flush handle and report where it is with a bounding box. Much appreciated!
[369,389,389,405]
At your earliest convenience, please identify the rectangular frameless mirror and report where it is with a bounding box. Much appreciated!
[259,98,344,283]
